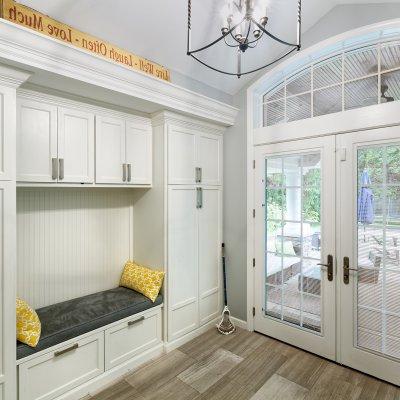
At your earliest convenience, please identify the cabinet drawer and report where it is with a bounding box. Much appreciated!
[105,309,162,370]
[18,332,104,400]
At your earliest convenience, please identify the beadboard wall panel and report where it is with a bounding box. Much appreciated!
[17,188,134,309]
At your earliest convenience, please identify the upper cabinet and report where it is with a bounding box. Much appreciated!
[58,107,94,184]
[17,99,94,184]
[168,125,222,186]
[16,92,152,187]
[96,116,152,185]
[17,100,58,183]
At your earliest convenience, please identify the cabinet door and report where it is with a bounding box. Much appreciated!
[17,100,57,182]
[168,186,199,341]
[0,86,16,181]
[58,107,94,183]
[95,116,126,184]
[198,187,222,325]
[168,126,196,185]
[197,133,222,186]
[125,121,152,185]
[0,182,16,400]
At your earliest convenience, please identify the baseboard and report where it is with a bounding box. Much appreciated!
[231,317,248,330]
[55,343,165,400]
[164,317,220,352]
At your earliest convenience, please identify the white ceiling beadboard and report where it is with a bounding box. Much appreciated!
[17,188,134,309]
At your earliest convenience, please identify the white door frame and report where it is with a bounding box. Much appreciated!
[253,136,336,360]
[247,101,400,332]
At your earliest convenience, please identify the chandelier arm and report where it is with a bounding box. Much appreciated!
[188,18,244,55]
[244,19,252,43]
[252,18,299,48]
[246,31,264,46]
[223,36,240,48]
[228,17,247,44]
[189,47,297,78]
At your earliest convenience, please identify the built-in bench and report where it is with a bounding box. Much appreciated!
[17,287,163,400]
[17,286,163,359]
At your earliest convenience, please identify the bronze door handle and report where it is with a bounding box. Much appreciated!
[343,256,357,284]
[317,254,333,281]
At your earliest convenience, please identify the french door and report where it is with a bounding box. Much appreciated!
[254,126,400,385]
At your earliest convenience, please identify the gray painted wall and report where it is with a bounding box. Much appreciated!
[223,3,400,322]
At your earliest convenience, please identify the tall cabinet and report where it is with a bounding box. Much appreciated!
[147,112,223,345]
[0,66,30,400]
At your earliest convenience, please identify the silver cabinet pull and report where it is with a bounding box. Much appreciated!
[195,167,202,183]
[54,343,78,357]
[196,187,203,209]
[198,167,202,183]
[59,158,64,180]
[127,164,132,182]
[122,164,127,182]
[128,316,145,326]
[51,158,58,180]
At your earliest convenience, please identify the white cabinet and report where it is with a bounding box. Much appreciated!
[58,107,94,183]
[96,116,152,185]
[167,186,222,341]
[199,187,222,325]
[0,86,18,181]
[168,126,222,186]
[17,99,95,184]
[0,182,16,400]
[125,120,152,184]
[17,100,57,183]
[105,309,161,370]
[95,116,125,184]
[167,186,199,340]
[18,333,104,400]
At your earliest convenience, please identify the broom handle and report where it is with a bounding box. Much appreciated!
[222,243,228,306]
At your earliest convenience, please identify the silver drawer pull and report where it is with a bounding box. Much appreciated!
[54,343,78,357]
[128,316,145,326]
[122,163,127,182]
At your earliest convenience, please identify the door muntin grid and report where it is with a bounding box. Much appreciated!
[265,152,322,334]
[356,143,400,360]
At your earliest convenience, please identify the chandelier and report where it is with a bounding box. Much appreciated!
[187,0,302,78]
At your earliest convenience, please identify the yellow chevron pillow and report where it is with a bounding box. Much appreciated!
[16,298,41,348]
[120,261,165,302]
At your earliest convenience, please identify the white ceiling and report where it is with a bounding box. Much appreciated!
[17,0,400,96]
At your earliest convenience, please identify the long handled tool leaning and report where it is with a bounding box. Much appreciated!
[217,243,235,335]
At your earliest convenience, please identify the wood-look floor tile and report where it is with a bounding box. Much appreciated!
[178,348,243,393]
[143,377,199,400]
[277,350,328,389]
[228,341,288,392]
[355,377,400,400]
[303,363,362,400]
[196,375,255,400]
[250,373,309,400]
[125,349,195,396]
[179,327,237,361]
[221,329,269,358]
[90,380,144,400]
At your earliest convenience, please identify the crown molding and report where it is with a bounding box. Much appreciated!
[151,110,226,135]
[0,64,31,88]
[0,20,238,126]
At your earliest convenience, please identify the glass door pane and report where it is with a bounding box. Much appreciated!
[265,153,322,333]
[254,136,336,361]
[339,126,400,386]
[357,144,400,359]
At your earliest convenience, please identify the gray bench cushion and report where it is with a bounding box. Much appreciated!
[17,287,163,360]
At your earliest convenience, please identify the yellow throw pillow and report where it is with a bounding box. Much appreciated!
[16,298,41,348]
[120,261,165,302]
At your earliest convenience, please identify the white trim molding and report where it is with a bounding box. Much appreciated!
[246,17,400,334]
[0,20,238,126]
